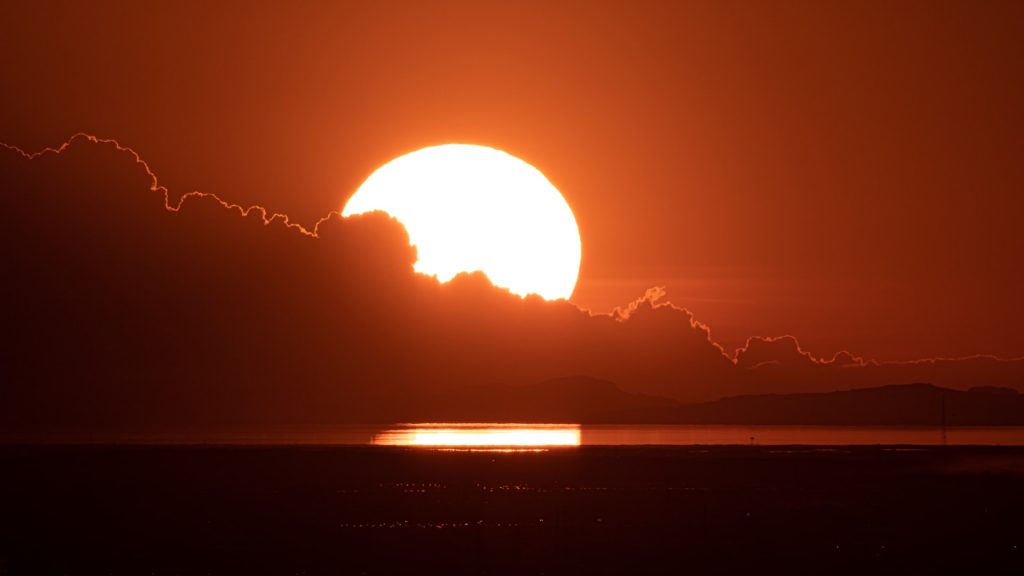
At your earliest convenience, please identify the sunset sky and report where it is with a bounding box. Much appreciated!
[6,7,1024,576]
[2,1,1023,431]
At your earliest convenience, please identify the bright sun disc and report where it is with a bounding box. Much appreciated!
[342,144,581,300]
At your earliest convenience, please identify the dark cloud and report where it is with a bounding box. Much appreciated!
[1,136,1022,433]
[735,337,869,369]
[825,351,866,367]
[735,336,817,369]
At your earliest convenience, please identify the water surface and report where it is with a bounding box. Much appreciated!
[10,424,1024,446]
[366,423,1024,447]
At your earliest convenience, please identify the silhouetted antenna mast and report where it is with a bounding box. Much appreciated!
[940,392,948,446]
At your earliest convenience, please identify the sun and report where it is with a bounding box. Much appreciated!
[342,144,581,300]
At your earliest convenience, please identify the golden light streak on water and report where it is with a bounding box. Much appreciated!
[373,423,581,448]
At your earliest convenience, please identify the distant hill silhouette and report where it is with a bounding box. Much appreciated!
[407,380,1024,425]
[672,383,1024,425]
[402,376,678,423]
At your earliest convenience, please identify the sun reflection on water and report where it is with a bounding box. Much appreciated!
[373,423,581,450]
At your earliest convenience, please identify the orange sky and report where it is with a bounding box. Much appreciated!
[2,0,1023,361]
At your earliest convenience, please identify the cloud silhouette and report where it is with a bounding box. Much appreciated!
[735,336,816,369]
[735,336,868,369]
[1,135,1022,433]
[825,351,866,367]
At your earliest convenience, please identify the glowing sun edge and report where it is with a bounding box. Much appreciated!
[342,144,582,300]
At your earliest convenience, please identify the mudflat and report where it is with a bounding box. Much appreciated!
[1,445,1022,575]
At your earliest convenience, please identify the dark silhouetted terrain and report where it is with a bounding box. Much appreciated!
[671,383,1024,425]
[408,379,1024,425]
[1,445,1021,575]
[404,376,679,422]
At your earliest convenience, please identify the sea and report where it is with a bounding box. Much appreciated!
[11,423,1024,446]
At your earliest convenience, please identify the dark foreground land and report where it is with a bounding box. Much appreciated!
[1,445,1022,575]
